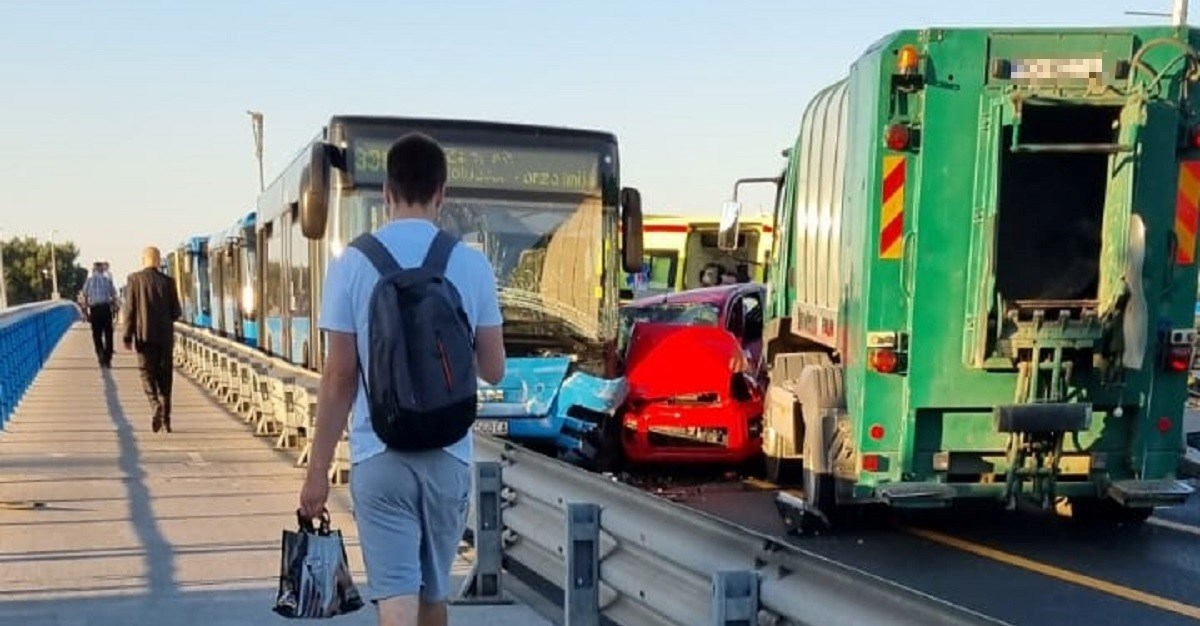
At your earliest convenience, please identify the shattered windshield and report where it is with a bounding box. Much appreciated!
[617,302,721,356]
[337,190,611,342]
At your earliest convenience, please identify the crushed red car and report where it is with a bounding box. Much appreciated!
[615,284,766,466]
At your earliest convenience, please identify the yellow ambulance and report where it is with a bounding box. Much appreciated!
[621,214,773,301]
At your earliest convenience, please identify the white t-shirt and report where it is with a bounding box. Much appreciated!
[317,218,502,465]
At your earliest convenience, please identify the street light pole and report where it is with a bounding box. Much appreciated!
[1125,0,1189,24]
[48,229,59,300]
[247,110,266,192]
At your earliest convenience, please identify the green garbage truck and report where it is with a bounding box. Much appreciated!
[720,25,1200,529]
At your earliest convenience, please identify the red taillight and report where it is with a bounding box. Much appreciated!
[869,424,886,441]
[1157,417,1173,433]
[862,454,883,472]
[885,124,910,151]
[1166,345,1191,373]
[869,348,899,373]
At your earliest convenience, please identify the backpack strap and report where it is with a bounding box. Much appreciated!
[348,233,402,275]
[422,230,458,275]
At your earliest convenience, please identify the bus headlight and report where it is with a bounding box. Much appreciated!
[478,388,505,403]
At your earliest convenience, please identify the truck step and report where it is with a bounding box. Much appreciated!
[1107,479,1195,508]
[876,482,956,508]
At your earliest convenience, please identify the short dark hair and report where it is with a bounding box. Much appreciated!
[385,133,447,206]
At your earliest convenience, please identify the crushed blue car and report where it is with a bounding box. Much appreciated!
[474,356,628,462]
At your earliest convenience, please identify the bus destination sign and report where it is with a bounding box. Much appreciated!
[349,138,601,194]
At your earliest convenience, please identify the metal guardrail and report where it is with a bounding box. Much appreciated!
[172,325,1010,626]
[465,436,1010,626]
[0,301,80,427]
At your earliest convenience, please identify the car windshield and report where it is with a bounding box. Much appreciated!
[617,301,720,356]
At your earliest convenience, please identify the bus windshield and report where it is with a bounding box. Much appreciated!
[338,190,610,343]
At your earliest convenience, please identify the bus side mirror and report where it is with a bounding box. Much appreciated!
[300,143,332,240]
[718,201,742,251]
[621,187,644,274]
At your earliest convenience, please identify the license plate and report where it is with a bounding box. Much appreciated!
[473,420,509,436]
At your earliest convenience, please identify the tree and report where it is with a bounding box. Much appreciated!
[1,237,88,306]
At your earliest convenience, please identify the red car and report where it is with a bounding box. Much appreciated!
[615,283,766,466]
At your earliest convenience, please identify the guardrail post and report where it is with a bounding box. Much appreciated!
[712,570,758,626]
[454,460,510,605]
[565,502,600,626]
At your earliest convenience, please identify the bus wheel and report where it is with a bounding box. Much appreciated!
[1069,497,1153,528]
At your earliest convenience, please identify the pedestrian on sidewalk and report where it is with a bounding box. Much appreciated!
[300,133,507,626]
[121,246,182,433]
[82,261,118,367]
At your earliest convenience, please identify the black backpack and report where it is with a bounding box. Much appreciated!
[348,229,478,451]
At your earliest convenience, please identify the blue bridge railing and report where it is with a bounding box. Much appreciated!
[0,301,81,427]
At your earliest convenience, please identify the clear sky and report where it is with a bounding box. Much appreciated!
[0,0,1184,282]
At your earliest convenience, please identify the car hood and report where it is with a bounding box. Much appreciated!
[624,323,747,401]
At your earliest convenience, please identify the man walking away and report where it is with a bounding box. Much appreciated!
[299,133,507,626]
[83,261,118,367]
[122,246,182,433]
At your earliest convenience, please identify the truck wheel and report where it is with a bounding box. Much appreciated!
[1069,497,1153,528]
[797,363,847,530]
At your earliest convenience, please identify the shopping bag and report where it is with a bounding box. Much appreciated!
[273,509,365,619]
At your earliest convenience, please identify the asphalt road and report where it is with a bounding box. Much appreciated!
[670,479,1200,626]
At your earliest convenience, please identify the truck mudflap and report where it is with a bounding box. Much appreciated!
[1108,479,1195,508]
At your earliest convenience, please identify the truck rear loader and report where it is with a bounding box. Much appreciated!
[721,25,1200,529]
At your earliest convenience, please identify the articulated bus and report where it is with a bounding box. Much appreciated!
[251,115,644,457]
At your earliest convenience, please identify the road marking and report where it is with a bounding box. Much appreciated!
[1148,516,1200,538]
[742,477,778,491]
[906,527,1200,621]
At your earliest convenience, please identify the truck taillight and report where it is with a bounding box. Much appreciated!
[869,348,900,373]
[867,331,907,374]
[885,124,910,151]
[1159,328,1194,373]
[1166,345,1191,373]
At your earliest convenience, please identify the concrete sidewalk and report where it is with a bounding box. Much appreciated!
[0,326,553,625]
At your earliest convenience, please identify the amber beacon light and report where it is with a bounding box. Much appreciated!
[897,45,919,75]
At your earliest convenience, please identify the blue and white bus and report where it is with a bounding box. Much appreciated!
[254,115,644,460]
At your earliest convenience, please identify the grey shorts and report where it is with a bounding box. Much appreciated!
[350,448,471,603]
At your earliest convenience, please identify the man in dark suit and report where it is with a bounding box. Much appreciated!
[122,246,182,433]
